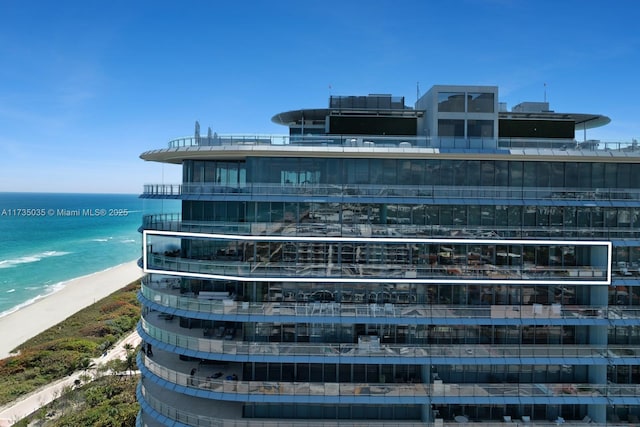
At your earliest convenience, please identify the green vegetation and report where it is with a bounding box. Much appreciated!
[0,280,141,406]
[13,372,138,427]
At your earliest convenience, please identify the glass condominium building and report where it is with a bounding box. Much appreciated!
[137,85,640,426]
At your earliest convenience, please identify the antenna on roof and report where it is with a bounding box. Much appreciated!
[416,81,421,102]
[544,83,547,103]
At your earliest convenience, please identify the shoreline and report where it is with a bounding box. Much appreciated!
[0,260,143,359]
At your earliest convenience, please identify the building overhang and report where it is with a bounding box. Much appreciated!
[499,111,611,130]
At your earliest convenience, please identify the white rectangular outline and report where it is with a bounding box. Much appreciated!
[143,230,612,285]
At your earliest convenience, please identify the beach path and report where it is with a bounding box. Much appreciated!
[0,331,141,426]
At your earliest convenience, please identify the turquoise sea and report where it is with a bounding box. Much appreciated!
[0,193,178,317]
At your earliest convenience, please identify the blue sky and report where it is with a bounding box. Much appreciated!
[1,0,639,193]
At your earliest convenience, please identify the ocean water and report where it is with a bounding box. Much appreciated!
[0,193,179,317]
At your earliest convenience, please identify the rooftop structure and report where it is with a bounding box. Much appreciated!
[137,85,640,426]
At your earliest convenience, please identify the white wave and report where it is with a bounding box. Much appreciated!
[0,259,138,319]
[0,291,55,318]
[120,239,136,243]
[0,251,72,269]
[6,289,15,293]
[91,237,113,242]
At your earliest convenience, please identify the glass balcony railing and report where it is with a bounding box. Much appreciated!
[139,381,640,427]
[141,183,640,202]
[140,279,640,323]
[145,252,607,283]
[140,352,638,403]
[163,134,640,153]
[139,315,640,362]
[142,214,640,241]
[139,382,427,427]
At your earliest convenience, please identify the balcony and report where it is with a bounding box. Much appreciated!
[139,381,429,427]
[139,350,639,405]
[140,379,640,427]
[139,279,640,327]
[139,312,640,364]
[141,214,640,241]
[141,183,640,203]
[145,252,608,285]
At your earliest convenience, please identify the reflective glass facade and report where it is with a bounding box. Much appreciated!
[138,88,640,427]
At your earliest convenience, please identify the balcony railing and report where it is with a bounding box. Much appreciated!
[140,279,639,324]
[139,382,639,427]
[139,316,640,363]
[145,252,608,283]
[141,183,640,202]
[140,352,639,403]
[164,134,640,153]
[139,382,426,427]
[142,214,640,241]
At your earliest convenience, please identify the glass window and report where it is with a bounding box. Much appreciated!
[426,160,440,185]
[495,205,508,226]
[617,163,631,189]
[495,161,509,186]
[468,92,494,112]
[523,162,536,187]
[409,160,425,185]
[564,206,576,228]
[605,208,617,227]
[523,206,536,226]
[438,160,453,185]
[550,162,564,187]
[509,161,523,187]
[565,162,578,188]
[437,92,465,112]
[592,162,605,187]
[605,163,618,188]
[630,165,640,188]
[536,162,550,187]
[508,206,521,227]
[453,206,467,226]
[550,207,563,226]
[480,161,495,186]
[183,160,192,182]
[438,119,465,137]
[370,159,384,184]
[537,207,549,226]
[481,206,495,226]
[192,161,205,183]
[398,160,412,185]
[577,163,591,188]
[576,207,590,227]
[468,206,481,225]
[455,160,471,186]
[440,206,453,226]
[467,120,494,137]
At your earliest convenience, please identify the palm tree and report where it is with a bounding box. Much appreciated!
[123,344,137,377]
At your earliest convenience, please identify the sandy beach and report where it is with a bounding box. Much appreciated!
[0,261,142,359]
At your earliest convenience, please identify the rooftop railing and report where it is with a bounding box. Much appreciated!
[165,134,640,153]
